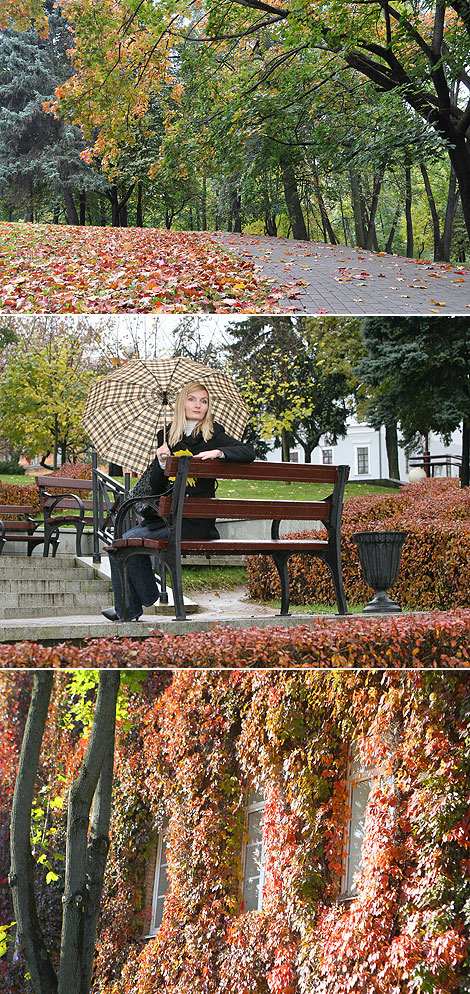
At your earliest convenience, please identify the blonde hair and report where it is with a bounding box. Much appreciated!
[168,382,214,447]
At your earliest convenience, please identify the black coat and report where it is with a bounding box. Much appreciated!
[146,422,256,539]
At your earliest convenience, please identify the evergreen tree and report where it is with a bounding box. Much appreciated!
[358,317,470,487]
[0,1,106,223]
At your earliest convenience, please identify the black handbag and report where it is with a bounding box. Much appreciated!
[128,462,168,516]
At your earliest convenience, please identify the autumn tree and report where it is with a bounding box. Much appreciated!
[8,670,120,994]
[358,316,470,487]
[0,322,101,467]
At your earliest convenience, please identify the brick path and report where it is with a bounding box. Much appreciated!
[210,233,470,314]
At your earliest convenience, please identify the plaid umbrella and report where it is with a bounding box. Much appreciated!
[83,356,250,474]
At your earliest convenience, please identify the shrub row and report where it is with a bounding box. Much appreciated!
[0,609,469,668]
[0,480,41,516]
[247,478,470,611]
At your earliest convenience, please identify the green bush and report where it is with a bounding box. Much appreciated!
[247,477,470,611]
[0,459,25,474]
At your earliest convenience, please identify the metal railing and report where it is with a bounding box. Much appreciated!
[91,451,168,603]
[408,453,462,478]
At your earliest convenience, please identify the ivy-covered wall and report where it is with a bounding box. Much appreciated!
[1,671,469,994]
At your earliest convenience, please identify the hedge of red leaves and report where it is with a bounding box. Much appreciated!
[3,671,467,994]
[0,480,41,517]
[247,478,470,611]
[0,610,470,668]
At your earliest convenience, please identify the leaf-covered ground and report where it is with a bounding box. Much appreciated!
[0,222,277,313]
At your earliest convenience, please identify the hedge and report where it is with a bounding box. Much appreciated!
[247,477,470,611]
[0,609,469,668]
[0,480,41,517]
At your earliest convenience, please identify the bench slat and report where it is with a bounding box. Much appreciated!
[164,457,340,483]
[158,497,331,521]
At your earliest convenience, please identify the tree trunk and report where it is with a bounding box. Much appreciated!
[108,186,119,227]
[58,671,120,994]
[79,192,86,226]
[9,673,58,994]
[280,159,308,240]
[312,164,337,244]
[405,167,414,257]
[230,189,242,233]
[448,135,470,243]
[281,428,290,462]
[53,205,60,224]
[385,203,401,253]
[63,188,79,225]
[201,173,207,231]
[462,417,470,488]
[365,171,384,250]
[385,424,400,479]
[136,182,143,227]
[437,166,459,263]
[349,169,366,248]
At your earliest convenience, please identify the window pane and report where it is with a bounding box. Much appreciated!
[346,779,371,892]
[357,447,369,475]
[243,806,264,911]
[151,819,169,933]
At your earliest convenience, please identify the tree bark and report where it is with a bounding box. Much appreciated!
[201,173,207,231]
[385,203,401,253]
[438,166,459,262]
[349,169,366,248]
[63,188,79,226]
[136,182,143,227]
[365,171,384,250]
[9,672,57,994]
[385,423,400,479]
[79,193,86,226]
[58,671,120,994]
[312,164,337,244]
[462,417,469,488]
[405,167,414,257]
[280,159,308,240]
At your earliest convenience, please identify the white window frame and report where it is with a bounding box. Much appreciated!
[242,791,266,912]
[322,448,333,465]
[149,817,169,935]
[341,751,376,897]
[355,444,370,476]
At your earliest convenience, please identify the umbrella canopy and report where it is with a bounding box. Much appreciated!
[83,357,250,474]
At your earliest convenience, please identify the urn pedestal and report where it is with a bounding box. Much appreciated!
[353,530,407,614]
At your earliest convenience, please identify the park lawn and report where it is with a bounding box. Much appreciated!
[0,221,275,313]
[1,474,395,504]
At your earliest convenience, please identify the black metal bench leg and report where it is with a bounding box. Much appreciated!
[75,521,84,557]
[326,554,348,615]
[113,549,133,622]
[164,548,186,621]
[271,552,291,615]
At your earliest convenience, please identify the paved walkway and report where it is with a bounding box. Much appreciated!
[210,233,470,314]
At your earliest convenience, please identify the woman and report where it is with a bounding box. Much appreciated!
[102,381,255,621]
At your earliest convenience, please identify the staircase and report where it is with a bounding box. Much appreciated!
[0,556,113,619]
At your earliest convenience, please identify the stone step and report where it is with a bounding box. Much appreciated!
[0,591,109,618]
[0,578,111,594]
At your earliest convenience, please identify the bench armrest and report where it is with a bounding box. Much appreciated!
[45,492,85,517]
[113,494,163,540]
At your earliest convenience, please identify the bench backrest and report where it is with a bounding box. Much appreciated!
[35,476,94,511]
[159,457,349,532]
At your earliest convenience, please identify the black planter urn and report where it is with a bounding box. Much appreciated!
[353,530,407,614]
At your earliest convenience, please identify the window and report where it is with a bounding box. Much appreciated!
[322,448,333,465]
[150,817,169,934]
[342,752,375,896]
[290,451,299,463]
[356,446,369,475]
[242,791,265,912]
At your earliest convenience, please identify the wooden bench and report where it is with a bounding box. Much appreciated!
[108,456,350,621]
[35,474,125,557]
[35,476,95,557]
[0,504,57,556]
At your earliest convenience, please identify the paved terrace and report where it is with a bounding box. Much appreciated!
[210,233,470,315]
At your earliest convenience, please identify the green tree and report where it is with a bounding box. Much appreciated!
[0,326,99,466]
[227,316,361,462]
[358,316,470,487]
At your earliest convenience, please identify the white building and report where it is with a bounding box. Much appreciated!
[269,420,463,482]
